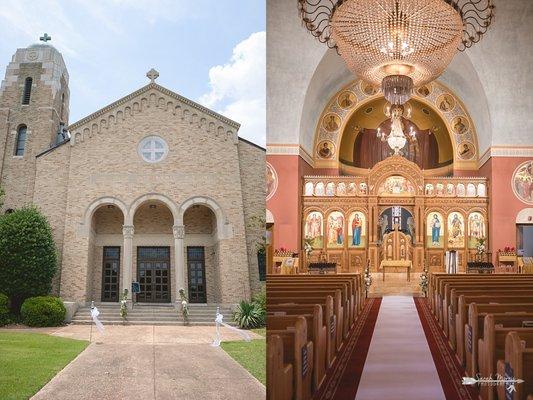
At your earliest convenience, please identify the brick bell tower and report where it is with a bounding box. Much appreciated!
[0,33,70,211]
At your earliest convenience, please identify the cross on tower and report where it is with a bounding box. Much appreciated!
[39,33,51,43]
[146,68,159,83]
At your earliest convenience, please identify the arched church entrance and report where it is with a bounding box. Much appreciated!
[90,204,125,302]
[183,204,220,303]
[132,200,174,303]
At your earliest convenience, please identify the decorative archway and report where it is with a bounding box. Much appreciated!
[128,193,178,225]
[177,196,230,240]
[83,196,128,230]
[312,78,480,172]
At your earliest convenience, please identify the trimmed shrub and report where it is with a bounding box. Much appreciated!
[0,207,57,312]
[233,300,264,329]
[21,296,66,327]
[0,293,9,326]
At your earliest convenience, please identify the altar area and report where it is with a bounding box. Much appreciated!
[301,156,489,278]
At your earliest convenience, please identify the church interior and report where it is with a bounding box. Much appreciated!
[265,1,533,399]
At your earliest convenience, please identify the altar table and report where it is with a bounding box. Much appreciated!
[380,260,412,282]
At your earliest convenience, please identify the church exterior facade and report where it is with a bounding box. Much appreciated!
[0,42,265,305]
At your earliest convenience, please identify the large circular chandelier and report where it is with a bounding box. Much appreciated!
[299,0,494,104]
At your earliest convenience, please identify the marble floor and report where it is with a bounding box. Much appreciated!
[369,272,424,296]
[356,296,445,400]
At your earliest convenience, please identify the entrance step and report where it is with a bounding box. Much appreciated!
[70,303,236,326]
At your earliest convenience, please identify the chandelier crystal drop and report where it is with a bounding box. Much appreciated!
[382,75,413,105]
[298,0,494,104]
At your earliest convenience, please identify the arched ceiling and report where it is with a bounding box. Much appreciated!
[267,0,533,161]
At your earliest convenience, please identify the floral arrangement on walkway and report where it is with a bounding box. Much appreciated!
[419,263,429,297]
[363,260,372,298]
[120,289,128,321]
[179,288,189,324]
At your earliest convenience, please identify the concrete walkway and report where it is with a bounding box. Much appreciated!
[356,296,445,400]
[13,325,265,400]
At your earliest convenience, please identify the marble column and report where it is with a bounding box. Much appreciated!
[122,225,134,303]
[173,224,186,299]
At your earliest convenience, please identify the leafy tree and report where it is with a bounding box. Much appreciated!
[0,207,57,312]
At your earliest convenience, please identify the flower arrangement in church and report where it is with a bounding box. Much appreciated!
[179,288,189,324]
[120,289,128,321]
[476,237,486,255]
[498,246,516,256]
[303,237,313,257]
[363,260,372,297]
[419,263,429,297]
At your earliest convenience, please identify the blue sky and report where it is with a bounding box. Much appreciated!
[0,0,266,145]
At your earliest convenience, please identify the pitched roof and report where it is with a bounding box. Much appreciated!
[68,82,240,131]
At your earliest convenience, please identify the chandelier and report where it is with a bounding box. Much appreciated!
[299,0,494,104]
[377,104,416,154]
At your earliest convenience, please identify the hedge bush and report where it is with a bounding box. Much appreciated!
[0,293,9,326]
[0,207,57,312]
[20,296,66,327]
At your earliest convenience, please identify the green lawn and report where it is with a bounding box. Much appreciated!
[0,332,88,400]
[220,328,266,385]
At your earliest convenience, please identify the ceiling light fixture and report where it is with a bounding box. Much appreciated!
[298,0,494,104]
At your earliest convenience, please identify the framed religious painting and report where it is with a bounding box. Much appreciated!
[447,212,465,248]
[467,212,486,249]
[348,211,366,248]
[304,211,324,249]
[327,211,345,249]
[426,212,444,248]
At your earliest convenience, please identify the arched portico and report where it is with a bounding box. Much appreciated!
[176,196,229,303]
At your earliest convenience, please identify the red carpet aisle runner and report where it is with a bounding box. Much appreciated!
[313,298,382,400]
[414,297,481,400]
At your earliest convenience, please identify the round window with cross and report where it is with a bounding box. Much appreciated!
[138,136,168,163]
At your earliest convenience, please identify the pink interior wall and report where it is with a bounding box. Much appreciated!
[482,157,531,262]
[267,155,314,252]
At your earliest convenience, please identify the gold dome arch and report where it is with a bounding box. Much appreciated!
[313,78,480,174]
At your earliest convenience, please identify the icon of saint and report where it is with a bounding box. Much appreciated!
[319,142,332,158]
[324,115,339,131]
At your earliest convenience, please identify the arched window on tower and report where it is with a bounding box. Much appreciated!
[15,125,27,156]
[22,77,32,105]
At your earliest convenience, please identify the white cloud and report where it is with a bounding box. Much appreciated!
[199,31,266,147]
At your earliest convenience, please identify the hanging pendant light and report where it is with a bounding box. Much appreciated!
[299,0,494,104]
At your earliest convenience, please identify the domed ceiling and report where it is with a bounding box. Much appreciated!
[339,98,453,167]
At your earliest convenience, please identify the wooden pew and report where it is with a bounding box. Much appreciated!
[267,274,364,309]
[268,283,353,336]
[267,334,293,400]
[268,307,326,390]
[267,280,356,322]
[454,295,533,363]
[267,290,344,350]
[477,315,533,400]
[267,274,363,316]
[443,285,533,334]
[449,290,533,343]
[267,316,314,400]
[496,331,533,400]
[431,275,533,313]
[464,303,533,376]
[431,275,533,319]
[267,295,337,356]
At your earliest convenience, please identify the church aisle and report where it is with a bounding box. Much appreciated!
[356,296,445,400]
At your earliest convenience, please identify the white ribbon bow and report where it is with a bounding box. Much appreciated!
[211,311,251,347]
[90,306,105,334]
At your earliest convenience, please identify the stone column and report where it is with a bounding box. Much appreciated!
[122,225,134,304]
[173,225,185,299]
